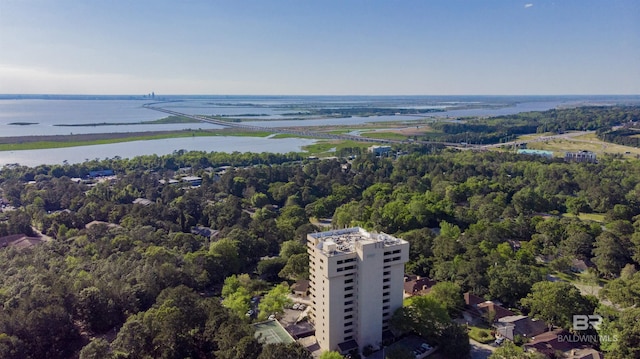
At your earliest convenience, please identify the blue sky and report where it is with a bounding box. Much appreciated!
[1,0,638,95]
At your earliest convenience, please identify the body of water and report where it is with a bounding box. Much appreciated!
[0,136,317,166]
[0,96,577,137]
[2,95,638,165]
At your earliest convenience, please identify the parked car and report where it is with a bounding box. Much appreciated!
[245,309,254,317]
[292,303,300,310]
[298,304,306,310]
[268,314,276,320]
[420,343,432,351]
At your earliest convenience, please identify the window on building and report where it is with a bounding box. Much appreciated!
[345,278,354,284]
[345,314,353,320]
[344,293,353,298]
[345,300,353,305]
[383,278,390,283]
[383,298,390,303]
[345,321,353,327]
[383,285,390,289]
[344,329,353,334]
[383,305,390,310]
[383,291,389,296]
[345,286,353,291]
[383,271,390,276]
[345,336,353,341]
[345,307,353,312]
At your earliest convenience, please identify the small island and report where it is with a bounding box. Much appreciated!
[8,122,38,126]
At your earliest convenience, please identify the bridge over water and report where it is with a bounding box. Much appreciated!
[144,104,469,148]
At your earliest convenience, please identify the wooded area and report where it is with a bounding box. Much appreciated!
[1,106,640,358]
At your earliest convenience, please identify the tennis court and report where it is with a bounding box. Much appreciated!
[253,319,295,344]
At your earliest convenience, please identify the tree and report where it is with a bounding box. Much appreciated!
[251,192,270,208]
[599,308,640,359]
[390,295,450,343]
[521,281,597,330]
[489,340,546,359]
[488,260,544,307]
[222,286,251,318]
[210,238,243,275]
[279,253,309,281]
[560,231,594,260]
[280,240,307,259]
[319,351,343,359]
[258,283,292,320]
[601,270,640,308]
[77,286,118,332]
[427,281,464,317]
[257,343,311,359]
[438,322,471,358]
[592,231,631,278]
[257,257,288,282]
[79,338,114,359]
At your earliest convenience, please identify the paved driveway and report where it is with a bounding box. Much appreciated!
[469,338,495,359]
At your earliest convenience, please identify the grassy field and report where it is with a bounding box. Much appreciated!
[467,325,495,344]
[0,129,272,151]
[562,212,606,222]
[520,132,640,158]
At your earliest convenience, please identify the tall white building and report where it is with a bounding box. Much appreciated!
[307,227,409,354]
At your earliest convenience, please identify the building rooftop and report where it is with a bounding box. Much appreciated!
[309,227,405,255]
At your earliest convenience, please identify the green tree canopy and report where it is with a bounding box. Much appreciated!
[521,281,597,330]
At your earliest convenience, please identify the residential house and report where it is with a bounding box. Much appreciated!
[524,329,604,359]
[292,280,310,297]
[463,292,515,325]
[570,258,595,273]
[495,315,547,341]
[403,275,437,297]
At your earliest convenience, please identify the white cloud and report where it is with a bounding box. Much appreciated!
[524,3,534,8]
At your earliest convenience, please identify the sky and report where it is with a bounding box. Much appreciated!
[0,0,638,95]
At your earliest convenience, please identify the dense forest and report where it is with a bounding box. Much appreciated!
[2,107,640,358]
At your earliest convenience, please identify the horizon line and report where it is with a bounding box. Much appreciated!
[2,93,640,97]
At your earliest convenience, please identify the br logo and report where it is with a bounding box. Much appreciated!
[572,315,602,330]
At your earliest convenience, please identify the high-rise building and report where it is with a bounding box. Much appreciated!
[307,227,409,354]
